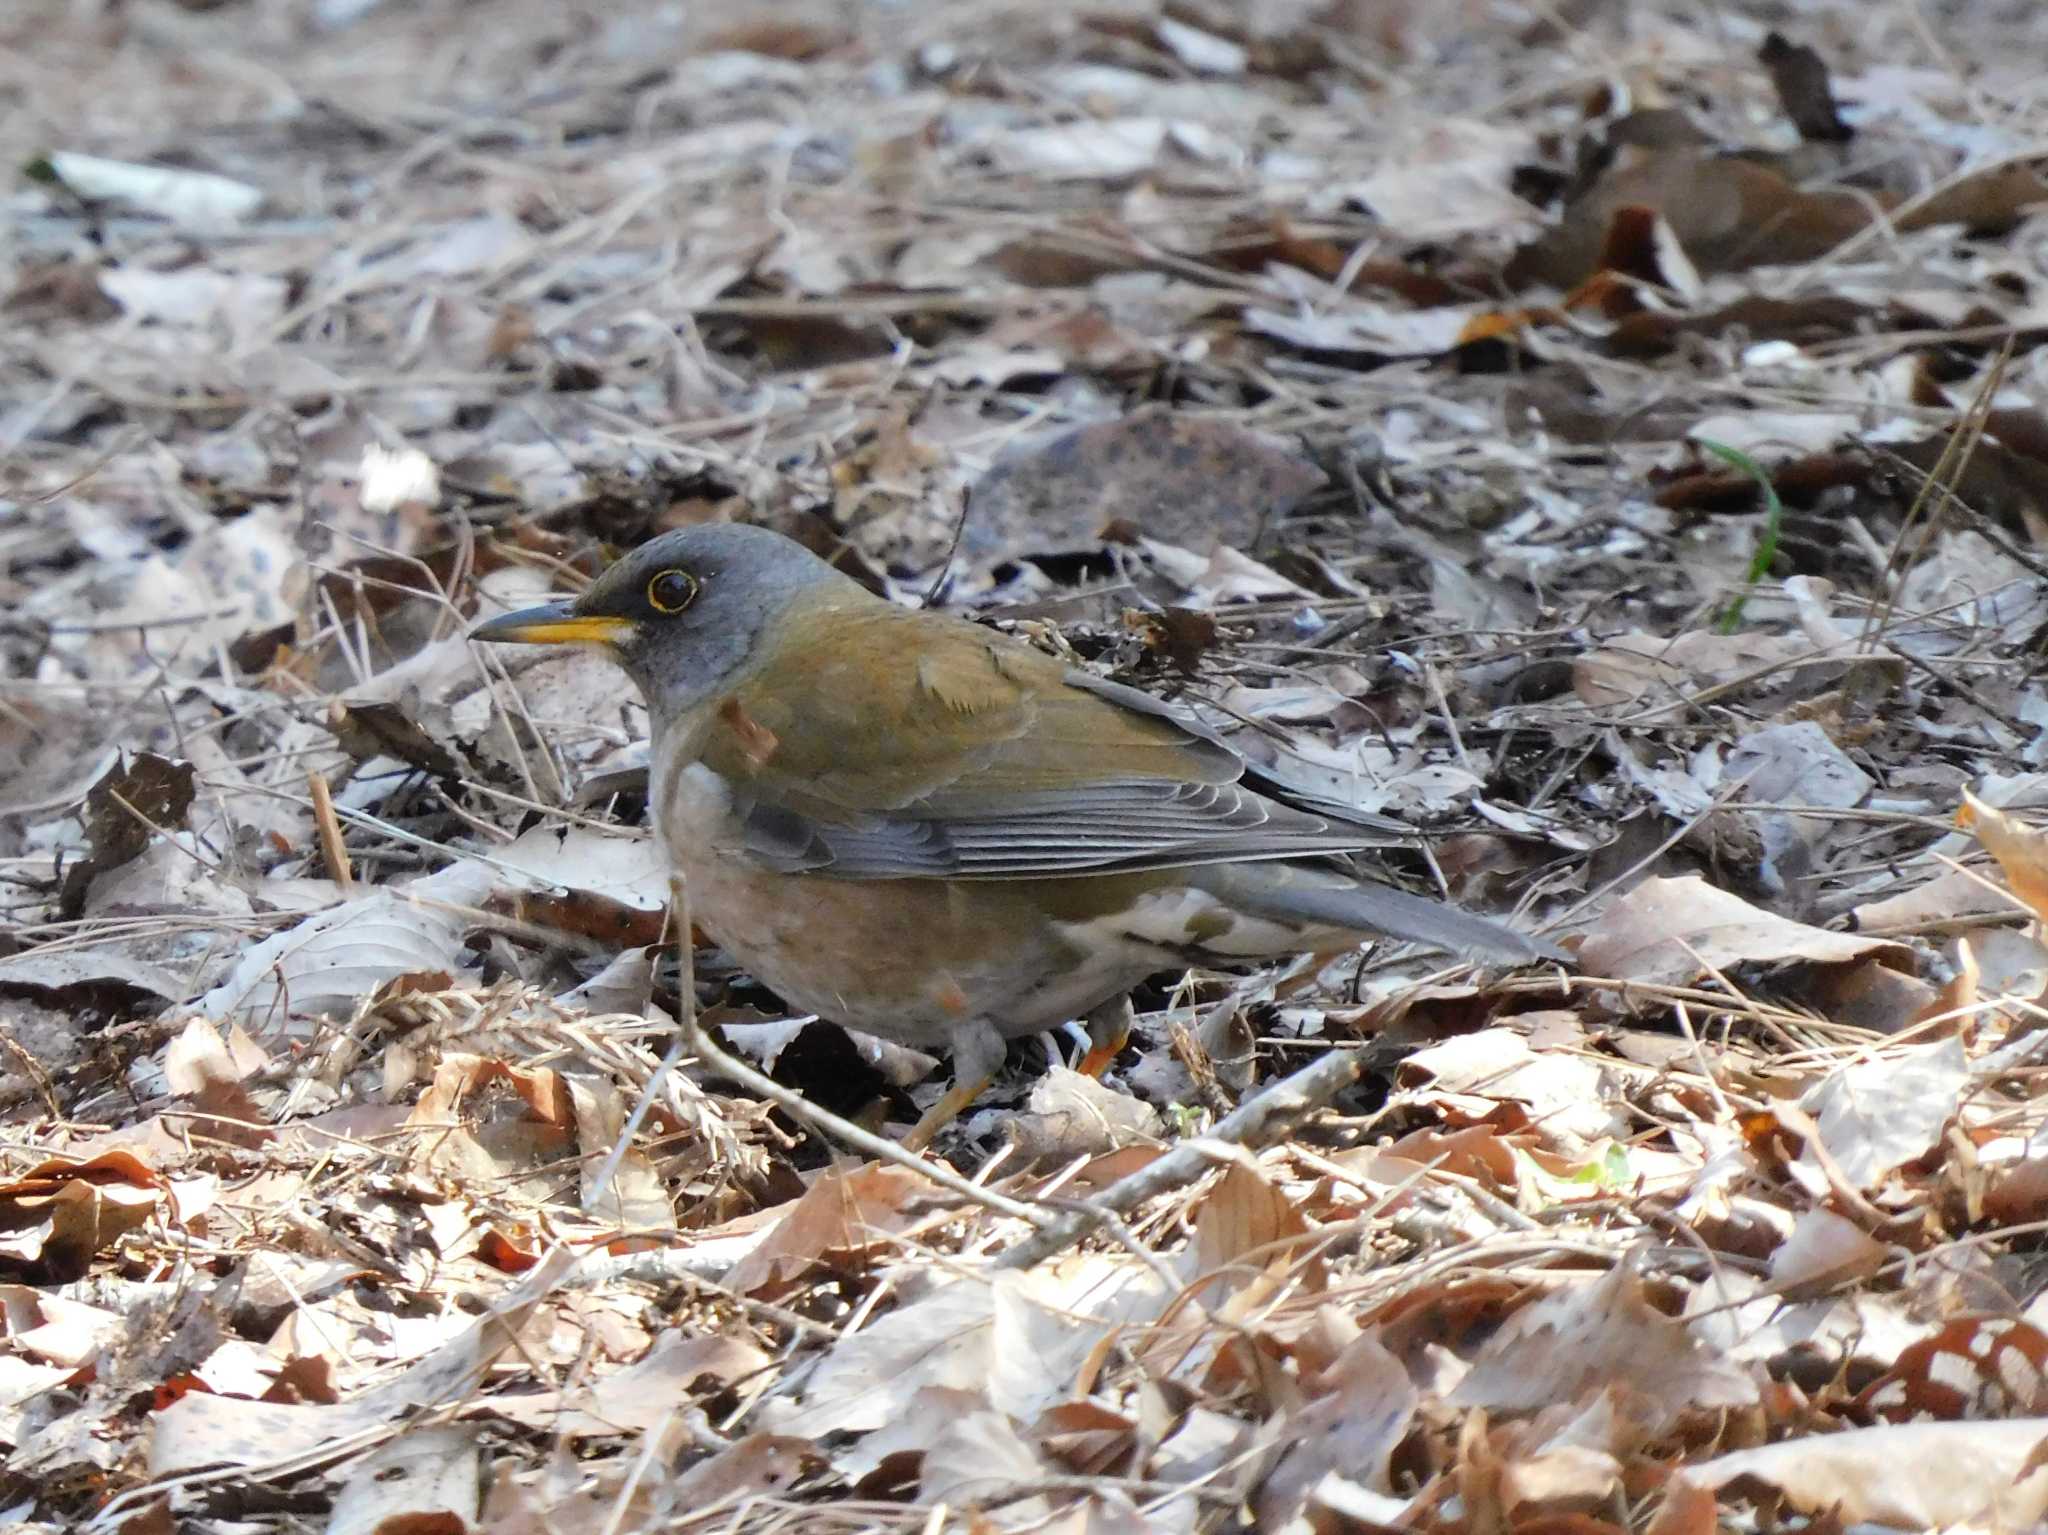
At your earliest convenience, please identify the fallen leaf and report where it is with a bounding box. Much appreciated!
[723,1163,931,1297]
[1682,1418,2048,1527]
[1450,1265,1756,1433]
[1800,1036,1970,1190]
[963,412,1324,572]
[1576,876,1905,987]
[1254,1332,1417,1525]
[1857,1316,2048,1421]
[36,151,262,229]
[1962,790,2048,924]
[1190,1160,1322,1301]
[326,1423,481,1535]
[149,1249,574,1475]
[1766,1207,1888,1295]
[198,889,472,1034]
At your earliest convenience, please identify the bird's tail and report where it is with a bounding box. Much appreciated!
[1192,862,1565,966]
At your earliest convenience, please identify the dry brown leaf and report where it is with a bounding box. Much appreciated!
[1572,628,1835,709]
[1851,868,2015,934]
[1576,876,1905,987]
[1644,1473,1720,1535]
[763,1261,1168,1452]
[0,1152,163,1282]
[920,1405,1057,1515]
[1253,1331,1418,1525]
[489,1331,775,1439]
[149,1248,575,1476]
[668,1432,819,1509]
[1961,790,2048,923]
[1510,148,1872,286]
[978,1066,1164,1160]
[564,1074,674,1232]
[722,1162,929,1297]
[1449,1265,1756,1433]
[1190,1159,1323,1300]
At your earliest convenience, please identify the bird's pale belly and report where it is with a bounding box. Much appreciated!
[654,759,1162,1043]
[673,839,1152,1042]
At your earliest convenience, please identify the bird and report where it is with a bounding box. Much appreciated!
[472,523,1561,1148]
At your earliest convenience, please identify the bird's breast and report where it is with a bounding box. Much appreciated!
[652,753,743,858]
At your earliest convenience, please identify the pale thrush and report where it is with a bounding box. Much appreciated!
[473,524,1560,1146]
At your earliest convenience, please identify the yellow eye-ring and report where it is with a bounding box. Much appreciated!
[646,569,699,613]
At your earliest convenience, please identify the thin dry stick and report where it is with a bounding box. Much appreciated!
[1854,341,2011,664]
[992,1045,1363,1272]
[664,875,1053,1230]
[306,768,354,894]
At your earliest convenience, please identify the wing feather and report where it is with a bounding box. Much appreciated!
[698,601,1391,881]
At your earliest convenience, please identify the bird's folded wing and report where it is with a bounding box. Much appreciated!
[731,777,1385,878]
[699,604,1386,880]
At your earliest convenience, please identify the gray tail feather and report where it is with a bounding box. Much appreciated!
[1194,863,1567,966]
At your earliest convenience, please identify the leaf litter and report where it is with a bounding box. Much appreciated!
[9,0,2048,1530]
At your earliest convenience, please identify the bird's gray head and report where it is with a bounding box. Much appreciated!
[470,523,865,725]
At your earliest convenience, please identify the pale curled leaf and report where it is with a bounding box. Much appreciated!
[1767,1207,1889,1294]
[1576,875,1906,987]
[566,1074,674,1230]
[1682,1418,2048,1528]
[198,890,471,1032]
[760,1259,1169,1468]
[979,117,1168,178]
[95,267,287,335]
[42,151,262,228]
[326,1424,481,1535]
[490,1333,776,1439]
[668,1432,819,1510]
[1397,1028,1622,1151]
[972,1065,1164,1160]
[1800,1035,1971,1191]
[1572,628,1840,709]
[920,1407,1057,1519]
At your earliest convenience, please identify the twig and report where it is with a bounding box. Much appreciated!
[992,1045,1363,1271]
[306,768,354,893]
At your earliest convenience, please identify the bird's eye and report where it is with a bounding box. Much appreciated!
[646,569,699,614]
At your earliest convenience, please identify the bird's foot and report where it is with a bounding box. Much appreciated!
[902,1072,993,1152]
[902,1018,1006,1151]
[1074,995,1134,1078]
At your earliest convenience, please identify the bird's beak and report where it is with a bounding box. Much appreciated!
[470,601,634,648]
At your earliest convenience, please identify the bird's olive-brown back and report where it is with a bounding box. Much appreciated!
[696,600,1237,822]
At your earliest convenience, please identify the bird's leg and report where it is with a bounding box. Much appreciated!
[1074,994,1135,1078]
[903,1018,1006,1152]
[1052,1021,1090,1066]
